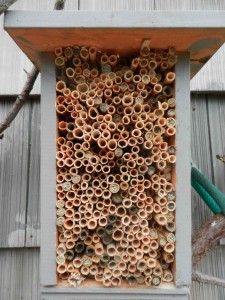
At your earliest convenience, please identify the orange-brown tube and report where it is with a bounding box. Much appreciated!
[153,214,167,226]
[131,57,140,71]
[107,139,117,151]
[112,229,124,241]
[88,46,97,63]
[162,269,174,282]
[57,263,67,274]
[164,242,175,253]
[106,243,117,257]
[88,107,99,120]
[122,95,134,107]
[64,218,74,230]
[162,251,174,263]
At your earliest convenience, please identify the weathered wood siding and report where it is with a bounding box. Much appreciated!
[0,0,78,95]
[1,0,225,94]
[0,97,40,247]
[0,94,225,299]
[0,248,40,300]
[1,95,225,247]
[1,0,225,299]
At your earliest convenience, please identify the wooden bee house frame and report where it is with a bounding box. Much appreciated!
[4,10,225,300]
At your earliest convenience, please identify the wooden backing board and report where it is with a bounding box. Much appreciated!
[57,280,176,289]
[4,11,225,78]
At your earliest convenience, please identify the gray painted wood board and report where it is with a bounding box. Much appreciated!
[5,10,225,80]
[25,98,41,247]
[0,97,41,248]
[0,248,40,300]
[191,94,225,241]
[0,98,31,247]
[207,95,225,195]
[207,95,225,245]
[175,53,191,286]
[78,0,155,10]
[191,94,215,231]
[40,56,57,286]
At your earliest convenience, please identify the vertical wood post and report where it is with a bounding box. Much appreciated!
[40,55,57,286]
[175,52,191,286]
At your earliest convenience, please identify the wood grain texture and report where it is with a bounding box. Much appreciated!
[0,248,40,300]
[0,0,52,96]
[207,95,225,245]
[207,95,225,195]
[0,66,39,135]
[191,94,214,231]
[0,97,41,248]
[25,98,40,247]
[154,0,225,91]
[5,11,225,79]
[71,0,225,92]
[191,93,225,300]
[191,244,225,300]
[0,0,78,96]
[78,0,155,10]
[0,98,31,247]
[1,0,225,94]
[191,46,225,92]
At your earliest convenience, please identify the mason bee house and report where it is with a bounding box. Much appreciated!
[4,10,225,300]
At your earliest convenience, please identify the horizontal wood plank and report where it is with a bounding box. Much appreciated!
[79,0,155,10]
[5,11,225,77]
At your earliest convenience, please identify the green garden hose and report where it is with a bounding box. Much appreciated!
[191,167,225,215]
[191,176,222,214]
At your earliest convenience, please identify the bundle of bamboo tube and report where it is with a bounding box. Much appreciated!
[55,40,176,287]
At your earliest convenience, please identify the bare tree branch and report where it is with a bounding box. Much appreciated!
[0,0,67,138]
[54,0,66,10]
[216,154,225,164]
[0,0,18,15]
[192,214,225,268]
[193,271,225,288]
[0,66,39,137]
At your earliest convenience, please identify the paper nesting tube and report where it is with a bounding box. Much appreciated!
[55,41,177,287]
